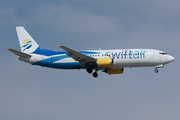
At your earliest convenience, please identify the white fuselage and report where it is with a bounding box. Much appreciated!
[19,49,174,69]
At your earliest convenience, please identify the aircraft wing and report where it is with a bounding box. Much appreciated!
[59,46,96,67]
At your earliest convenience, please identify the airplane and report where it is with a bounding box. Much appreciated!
[7,26,175,78]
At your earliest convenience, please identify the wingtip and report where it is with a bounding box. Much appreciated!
[6,48,11,50]
[58,45,66,48]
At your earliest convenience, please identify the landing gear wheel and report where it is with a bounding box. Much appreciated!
[155,68,158,73]
[92,72,98,78]
[87,68,92,74]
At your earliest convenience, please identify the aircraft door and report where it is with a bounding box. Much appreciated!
[150,51,154,59]
[159,56,161,61]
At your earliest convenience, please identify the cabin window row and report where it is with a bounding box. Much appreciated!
[51,56,69,58]
[51,53,145,59]
[88,53,145,57]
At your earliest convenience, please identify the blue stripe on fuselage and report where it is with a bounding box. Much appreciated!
[32,47,67,56]
[32,59,93,69]
[32,46,100,56]
[31,47,101,69]
[33,61,83,69]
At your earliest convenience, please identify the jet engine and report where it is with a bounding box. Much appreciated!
[97,58,113,67]
[103,68,124,74]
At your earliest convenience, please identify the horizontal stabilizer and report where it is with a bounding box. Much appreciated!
[6,48,31,57]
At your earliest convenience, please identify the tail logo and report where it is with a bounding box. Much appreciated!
[22,39,32,51]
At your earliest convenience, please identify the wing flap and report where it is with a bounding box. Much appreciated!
[6,48,31,57]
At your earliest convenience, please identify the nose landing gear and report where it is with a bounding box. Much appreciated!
[155,68,158,73]
[154,64,164,73]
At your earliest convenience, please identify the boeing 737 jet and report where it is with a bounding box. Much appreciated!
[7,26,174,77]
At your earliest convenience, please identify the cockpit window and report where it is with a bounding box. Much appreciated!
[159,52,167,55]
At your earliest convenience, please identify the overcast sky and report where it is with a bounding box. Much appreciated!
[0,0,180,120]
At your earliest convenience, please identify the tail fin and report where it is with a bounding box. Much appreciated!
[16,26,39,54]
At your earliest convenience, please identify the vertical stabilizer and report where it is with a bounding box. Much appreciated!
[16,26,39,54]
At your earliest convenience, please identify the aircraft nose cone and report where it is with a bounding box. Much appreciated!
[168,55,175,62]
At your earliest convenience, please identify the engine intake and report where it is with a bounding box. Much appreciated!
[97,58,113,67]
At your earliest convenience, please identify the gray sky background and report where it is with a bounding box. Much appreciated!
[0,0,180,120]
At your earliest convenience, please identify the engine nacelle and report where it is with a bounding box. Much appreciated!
[97,58,113,67]
[103,68,124,74]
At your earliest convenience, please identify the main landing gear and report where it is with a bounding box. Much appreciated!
[92,72,98,78]
[86,68,98,78]
[86,68,92,74]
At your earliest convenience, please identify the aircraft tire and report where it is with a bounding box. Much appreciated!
[155,68,158,73]
[93,72,98,78]
[87,68,92,74]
